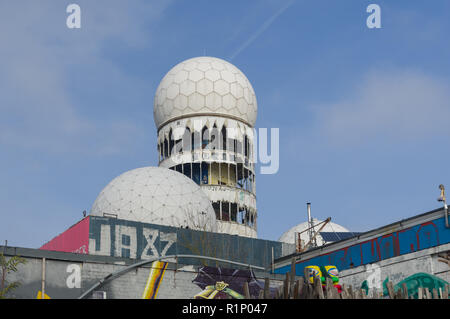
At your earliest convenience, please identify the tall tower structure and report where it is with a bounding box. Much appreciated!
[153,57,258,238]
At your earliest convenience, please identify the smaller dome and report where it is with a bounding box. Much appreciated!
[278,219,350,246]
[90,167,217,232]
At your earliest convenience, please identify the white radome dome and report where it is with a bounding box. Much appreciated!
[278,219,350,246]
[153,56,257,129]
[90,167,217,232]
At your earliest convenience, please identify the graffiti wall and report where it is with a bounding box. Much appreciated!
[87,216,293,268]
[1,246,283,299]
[275,215,450,276]
[2,245,449,299]
[335,243,450,298]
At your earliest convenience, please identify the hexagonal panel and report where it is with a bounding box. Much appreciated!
[174,70,188,84]
[170,106,183,118]
[230,83,244,99]
[222,94,237,111]
[211,60,226,71]
[243,87,252,104]
[220,70,235,83]
[196,78,213,96]
[169,62,185,75]
[205,92,222,111]
[164,99,174,116]
[188,92,206,111]
[197,62,211,72]
[235,73,247,88]
[179,80,196,96]
[237,98,248,115]
[167,83,180,100]
[157,88,167,105]
[189,69,204,82]
[183,61,197,71]
[205,69,221,82]
[214,79,230,96]
[174,94,188,110]
[160,74,175,90]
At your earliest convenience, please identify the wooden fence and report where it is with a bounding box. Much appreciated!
[243,259,450,299]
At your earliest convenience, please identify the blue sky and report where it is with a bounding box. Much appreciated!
[1,0,449,248]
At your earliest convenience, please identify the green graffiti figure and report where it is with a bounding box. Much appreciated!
[361,273,449,299]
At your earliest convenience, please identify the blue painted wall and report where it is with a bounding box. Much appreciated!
[274,216,450,276]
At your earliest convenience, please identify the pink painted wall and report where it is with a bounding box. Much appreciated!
[40,217,90,254]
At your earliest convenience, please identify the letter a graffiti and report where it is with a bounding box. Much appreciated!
[66,4,81,29]
[366,4,381,29]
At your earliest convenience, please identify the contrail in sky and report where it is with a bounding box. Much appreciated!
[229,0,295,61]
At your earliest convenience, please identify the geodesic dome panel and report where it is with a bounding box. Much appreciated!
[90,167,217,232]
[154,56,257,129]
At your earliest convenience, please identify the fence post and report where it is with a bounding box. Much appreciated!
[290,258,296,298]
[297,278,304,299]
[313,276,324,299]
[402,283,408,299]
[432,288,439,299]
[283,273,290,299]
[443,285,449,299]
[293,280,299,299]
[424,287,432,299]
[243,282,250,299]
[347,285,354,299]
[264,277,271,299]
[386,281,395,299]
[417,287,423,299]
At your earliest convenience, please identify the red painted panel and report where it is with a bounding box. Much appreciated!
[40,217,90,254]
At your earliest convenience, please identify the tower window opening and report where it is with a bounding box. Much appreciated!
[202,126,209,149]
[231,203,237,222]
[169,130,174,156]
[236,140,242,155]
[174,139,182,155]
[183,127,191,152]
[249,172,254,193]
[243,168,249,191]
[249,212,254,227]
[238,206,246,224]
[237,163,244,189]
[220,163,228,185]
[212,202,220,220]
[209,125,219,151]
[158,143,162,162]
[192,163,201,185]
[221,201,230,221]
[183,163,192,179]
[221,126,227,151]
[201,162,209,185]
[164,138,168,159]
[244,135,248,157]
[192,131,201,150]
